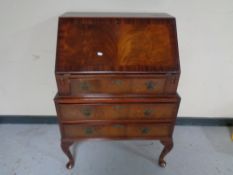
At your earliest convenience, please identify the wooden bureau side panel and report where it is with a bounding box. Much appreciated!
[56,75,71,95]
[57,103,178,121]
[164,74,180,94]
[63,123,171,138]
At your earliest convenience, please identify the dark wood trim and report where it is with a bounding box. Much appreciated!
[0,116,232,126]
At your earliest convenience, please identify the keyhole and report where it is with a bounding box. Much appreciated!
[97,51,103,56]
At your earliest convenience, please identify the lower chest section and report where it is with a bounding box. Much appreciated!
[55,95,180,139]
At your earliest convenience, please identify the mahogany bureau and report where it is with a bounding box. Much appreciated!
[54,12,181,169]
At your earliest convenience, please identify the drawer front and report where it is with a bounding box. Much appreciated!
[58,103,178,121]
[70,77,167,95]
[63,123,171,138]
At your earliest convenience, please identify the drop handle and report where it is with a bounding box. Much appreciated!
[113,124,125,128]
[80,107,92,118]
[84,127,94,135]
[79,82,90,91]
[145,81,156,90]
[141,127,150,134]
[113,105,125,110]
[112,79,123,86]
[144,109,154,117]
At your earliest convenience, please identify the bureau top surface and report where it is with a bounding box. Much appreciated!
[55,12,180,74]
[60,12,174,18]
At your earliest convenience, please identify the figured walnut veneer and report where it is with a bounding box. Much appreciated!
[56,15,179,73]
[57,102,179,122]
[63,123,172,138]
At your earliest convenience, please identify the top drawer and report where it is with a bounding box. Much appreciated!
[56,74,179,96]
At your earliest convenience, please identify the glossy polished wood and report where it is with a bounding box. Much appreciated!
[62,123,172,138]
[56,101,179,122]
[56,74,179,96]
[70,77,166,95]
[54,12,181,170]
[55,13,180,73]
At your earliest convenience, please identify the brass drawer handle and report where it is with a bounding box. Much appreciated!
[141,127,150,134]
[85,127,94,135]
[79,82,90,91]
[113,105,125,110]
[80,107,92,118]
[145,81,156,90]
[144,109,154,117]
[112,79,123,86]
[113,124,125,128]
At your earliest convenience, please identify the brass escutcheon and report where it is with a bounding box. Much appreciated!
[145,81,156,90]
[79,82,90,91]
[144,109,154,117]
[113,124,125,128]
[112,79,123,86]
[85,127,94,135]
[113,105,125,110]
[141,127,150,134]
[80,107,92,117]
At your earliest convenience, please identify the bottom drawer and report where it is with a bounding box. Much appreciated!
[62,123,172,138]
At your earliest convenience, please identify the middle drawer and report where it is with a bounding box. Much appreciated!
[57,102,179,122]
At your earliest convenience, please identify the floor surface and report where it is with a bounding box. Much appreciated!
[0,124,232,175]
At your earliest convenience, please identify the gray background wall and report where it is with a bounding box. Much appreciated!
[0,0,233,118]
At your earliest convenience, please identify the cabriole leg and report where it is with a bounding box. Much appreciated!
[61,140,74,169]
[159,138,173,168]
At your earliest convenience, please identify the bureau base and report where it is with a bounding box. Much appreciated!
[61,137,173,169]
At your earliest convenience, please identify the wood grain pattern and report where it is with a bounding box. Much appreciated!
[56,74,179,96]
[56,17,179,73]
[57,102,178,122]
[70,76,166,95]
[54,93,180,103]
[63,123,171,138]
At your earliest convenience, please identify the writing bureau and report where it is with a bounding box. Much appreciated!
[54,12,181,169]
